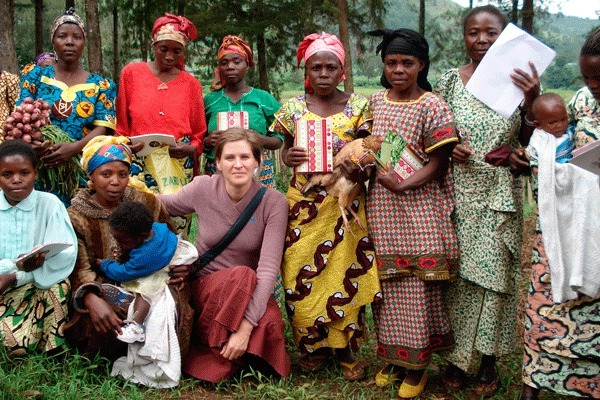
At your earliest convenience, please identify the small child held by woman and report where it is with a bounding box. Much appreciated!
[526,93,574,166]
[98,201,197,387]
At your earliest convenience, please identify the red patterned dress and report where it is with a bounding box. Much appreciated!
[366,90,459,369]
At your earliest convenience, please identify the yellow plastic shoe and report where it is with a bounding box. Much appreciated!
[375,367,402,387]
[398,371,428,399]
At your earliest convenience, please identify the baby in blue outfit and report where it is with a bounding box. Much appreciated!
[98,201,197,343]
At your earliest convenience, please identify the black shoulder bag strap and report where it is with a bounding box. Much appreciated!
[194,186,267,275]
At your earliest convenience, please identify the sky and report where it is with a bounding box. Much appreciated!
[450,0,599,19]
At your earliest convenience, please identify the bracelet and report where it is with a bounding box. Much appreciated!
[522,114,535,127]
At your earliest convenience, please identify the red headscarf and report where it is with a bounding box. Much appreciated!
[296,32,346,92]
[151,13,197,70]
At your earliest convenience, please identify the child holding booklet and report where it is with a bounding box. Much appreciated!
[0,139,77,355]
[98,200,197,388]
[366,29,459,399]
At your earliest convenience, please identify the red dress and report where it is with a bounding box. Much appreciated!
[116,62,206,153]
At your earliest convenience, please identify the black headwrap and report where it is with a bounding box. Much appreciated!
[368,29,432,92]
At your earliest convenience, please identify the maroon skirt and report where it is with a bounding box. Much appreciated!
[183,266,290,382]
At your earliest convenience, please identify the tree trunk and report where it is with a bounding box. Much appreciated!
[338,0,354,92]
[85,0,103,74]
[419,0,425,35]
[177,0,185,16]
[0,0,18,73]
[511,0,519,24]
[35,0,44,57]
[112,1,119,82]
[522,0,534,33]
[256,33,270,91]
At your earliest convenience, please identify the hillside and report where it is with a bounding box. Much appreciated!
[380,0,599,89]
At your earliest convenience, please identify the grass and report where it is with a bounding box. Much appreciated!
[0,183,562,399]
[1,214,576,399]
[0,312,572,400]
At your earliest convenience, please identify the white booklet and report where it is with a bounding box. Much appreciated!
[15,242,73,264]
[466,23,556,119]
[570,140,600,175]
[130,133,176,156]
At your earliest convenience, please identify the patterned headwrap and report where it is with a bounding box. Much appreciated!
[218,35,255,67]
[35,52,55,66]
[152,13,197,46]
[50,8,86,41]
[368,29,432,91]
[81,136,133,175]
[151,13,197,71]
[296,32,346,93]
[210,35,255,91]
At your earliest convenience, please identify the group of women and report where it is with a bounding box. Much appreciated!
[0,4,598,400]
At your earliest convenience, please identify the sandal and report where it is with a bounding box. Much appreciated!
[299,350,330,372]
[473,368,499,397]
[442,364,467,391]
[339,359,367,382]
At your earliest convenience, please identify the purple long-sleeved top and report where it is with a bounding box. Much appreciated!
[158,175,288,326]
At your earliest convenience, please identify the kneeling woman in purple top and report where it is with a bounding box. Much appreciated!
[158,128,290,382]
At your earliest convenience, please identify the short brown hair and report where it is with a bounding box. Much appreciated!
[214,128,262,164]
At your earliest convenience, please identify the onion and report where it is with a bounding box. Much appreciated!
[22,134,32,143]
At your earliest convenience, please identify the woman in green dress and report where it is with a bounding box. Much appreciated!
[433,5,539,396]
[203,35,282,187]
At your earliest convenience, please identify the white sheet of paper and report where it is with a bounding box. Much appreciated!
[465,23,556,119]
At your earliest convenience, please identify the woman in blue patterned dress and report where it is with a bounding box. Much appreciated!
[18,9,116,183]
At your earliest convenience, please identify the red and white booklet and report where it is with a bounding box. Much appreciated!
[294,119,333,173]
[15,242,72,265]
[217,111,250,130]
[570,140,600,175]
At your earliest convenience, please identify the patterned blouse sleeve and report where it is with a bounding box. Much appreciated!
[5,72,20,111]
[423,95,459,154]
[432,69,456,104]
[351,94,373,135]
[270,97,298,138]
[92,76,117,130]
[567,87,600,147]
[17,64,42,105]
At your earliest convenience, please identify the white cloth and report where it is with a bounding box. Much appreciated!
[530,129,600,303]
[111,286,181,388]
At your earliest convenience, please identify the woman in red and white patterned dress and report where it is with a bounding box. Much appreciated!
[366,29,459,399]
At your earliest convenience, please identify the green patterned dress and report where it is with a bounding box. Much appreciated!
[434,68,524,372]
